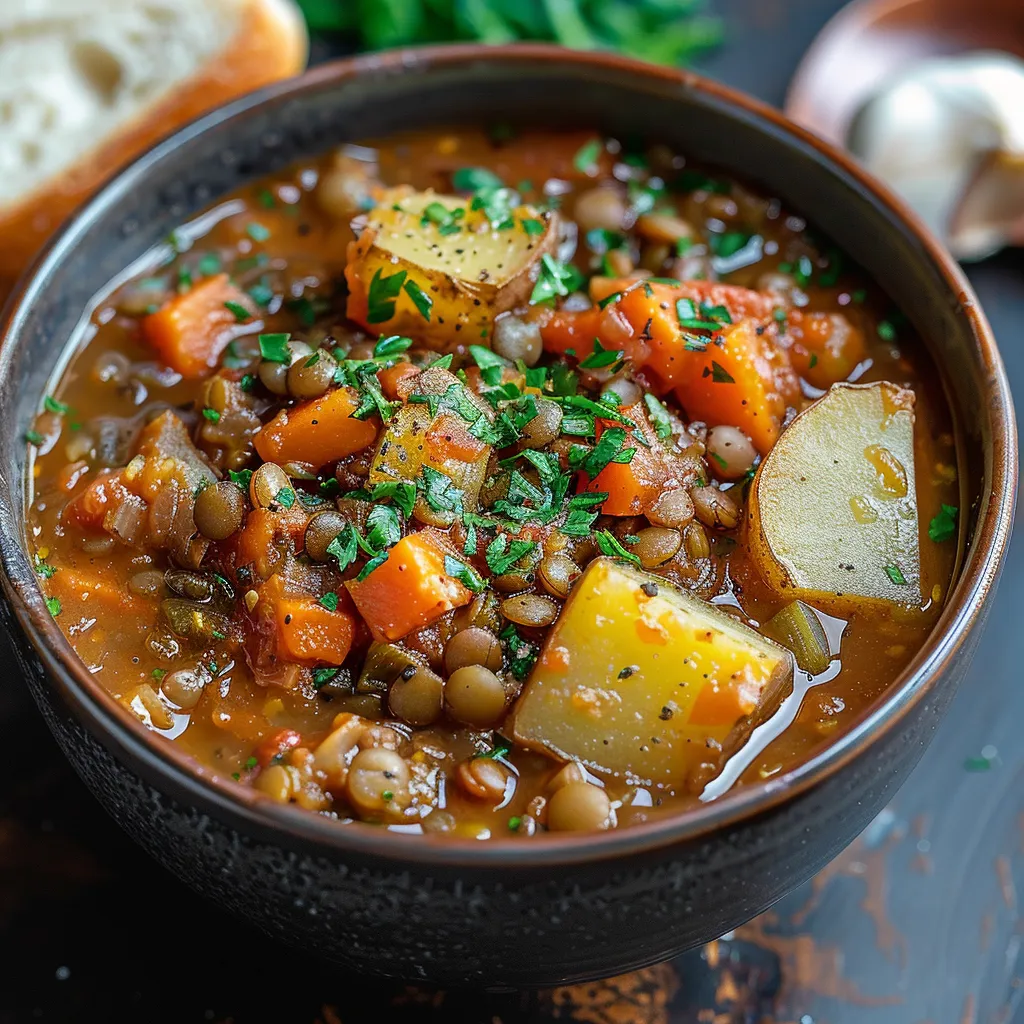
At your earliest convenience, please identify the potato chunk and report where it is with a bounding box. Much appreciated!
[747,381,921,611]
[369,367,492,527]
[511,558,792,788]
[345,188,557,350]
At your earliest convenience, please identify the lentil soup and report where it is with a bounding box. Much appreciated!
[27,129,959,839]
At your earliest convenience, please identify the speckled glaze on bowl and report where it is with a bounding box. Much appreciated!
[0,46,1015,988]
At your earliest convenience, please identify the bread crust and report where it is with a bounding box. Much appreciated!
[0,0,307,293]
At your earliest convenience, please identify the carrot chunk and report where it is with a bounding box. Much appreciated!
[585,402,666,516]
[141,274,253,378]
[257,574,355,666]
[425,412,488,464]
[345,531,473,642]
[47,567,147,617]
[377,362,420,402]
[253,387,378,469]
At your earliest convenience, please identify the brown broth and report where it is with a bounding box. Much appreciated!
[27,128,959,839]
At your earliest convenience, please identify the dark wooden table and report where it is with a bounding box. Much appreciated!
[2,2,1021,1021]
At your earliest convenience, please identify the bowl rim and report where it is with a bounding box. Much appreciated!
[0,42,1016,868]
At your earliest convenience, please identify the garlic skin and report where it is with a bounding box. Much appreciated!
[848,51,1024,261]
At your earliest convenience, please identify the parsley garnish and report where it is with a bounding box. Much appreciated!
[573,137,602,174]
[676,297,721,332]
[419,466,464,516]
[643,394,673,440]
[366,481,417,518]
[521,218,545,236]
[579,338,625,370]
[34,555,56,579]
[228,468,253,491]
[313,667,340,689]
[259,333,291,364]
[500,624,538,680]
[877,320,897,342]
[202,407,220,423]
[224,300,250,323]
[596,530,641,567]
[319,592,339,612]
[485,535,537,575]
[530,254,582,304]
[469,345,507,387]
[246,223,270,243]
[275,487,296,510]
[452,167,503,192]
[24,430,44,446]
[151,668,167,682]
[403,278,433,321]
[365,506,401,550]
[444,555,486,593]
[705,361,735,384]
[374,335,413,359]
[928,504,958,543]
[883,564,907,585]
[366,267,408,324]
[44,396,69,416]
[326,524,360,571]
[45,596,61,617]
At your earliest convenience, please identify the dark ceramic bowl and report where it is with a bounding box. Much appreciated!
[0,46,1015,988]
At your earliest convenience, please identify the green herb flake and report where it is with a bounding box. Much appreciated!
[258,333,292,364]
[224,300,251,323]
[485,535,537,575]
[521,217,545,236]
[248,282,274,308]
[313,667,340,690]
[275,487,296,510]
[579,338,625,370]
[596,530,641,567]
[33,555,56,579]
[928,504,958,543]
[228,468,253,492]
[877,320,897,342]
[964,755,993,773]
[151,668,167,682]
[374,335,413,359]
[573,137,603,175]
[44,396,69,416]
[368,480,417,518]
[794,254,814,287]
[319,592,339,612]
[202,407,221,423]
[257,189,276,209]
[246,222,271,243]
[239,373,256,392]
[24,430,44,446]
[197,253,221,276]
[507,816,522,831]
[452,167,504,192]
[643,394,673,440]
[704,361,735,384]
[403,278,433,321]
[367,267,408,324]
[326,524,360,571]
[45,596,61,617]
[444,555,486,593]
[883,564,907,586]
[530,254,580,305]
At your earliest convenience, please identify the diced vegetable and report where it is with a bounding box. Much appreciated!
[345,188,558,349]
[141,274,254,378]
[368,368,492,526]
[511,557,793,787]
[762,601,832,676]
[747,382,921,610]
[541,280,798,453]
[128,410,219,499]
[345,530,474,642]
[356,642,440,695]
[787,310,868,390]
[254,387,378,470]
[584,402,666,516]
[47,566,149,617]
[233,507,309,582]
[255,573,356,666]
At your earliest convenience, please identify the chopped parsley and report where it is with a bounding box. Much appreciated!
[596,530,641,567]
[579,338,625,370]
[258,333,291,364]
[45,596,61,617]
[366,267,408,324]
[452,167,503,192]
[374,335,413,359]
[275,487,296,510]
[24,430,44,446]
[676,297,721,332]
[403,278,433,321]
[485,535,536,575]
[530,254,583,304]
[366,480,417,518]
[877,320,897,343]
[500,624,538,680]
[883,564,907,586]
[444,555,486,593]
[643,394,673,440]
[313,667,340,689]
[44,396,69,415]
[928,504,958,543]
[318,592,339,612]
[201,407,221,423]
[224,300,250,323]
[228,468,253,491]
[521,217,545,236]
[365,505,401,550]
[34,555,56,579]
[573,137,603,175]
[246,222,271,243]
[704,361,735,384]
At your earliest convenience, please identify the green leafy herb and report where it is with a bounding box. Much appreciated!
[24,430,44,446]
[45,596,61,617]
[34,555,56,579]
[596,530,641,567]
[452,166,503,191]
[202,407,221,423]
[44,396,70,416]
[366,267,408,324]
[581,427,630,478]
[507,816,522,831]
[403,278,433,321]
[247,282,274,308]
[521,217,545,236]
[224,300,251,323]
[573,137,602,174]
[444,555,486,593]
[197,253,221,276]
[793,254,814,287]
[643,394,673,440]
[275,486,296,510]
[374,335,413,359]
[246,222,271,243]
[312,667,340,689]
[500,624,538,681]
[365,505,402,551]
[485,535,536,575]
[326,524,360,571]
[239,373,256,392]
[419,466,464,516]
[928,504,958,543]
[676,297,721,332]
[469,344,507,387]
[319,592,339,612]
[228,468,253,491]
[151,668,167,682]
[259,333,291,364]
[704,361,735,384]
[877,320,897,342]
[530,253,581,304]
[579,338,625,370]
[883,564,907,586]
[368,480,417,518]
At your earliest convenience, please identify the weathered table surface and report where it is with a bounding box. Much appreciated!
[2,2,1021,1020]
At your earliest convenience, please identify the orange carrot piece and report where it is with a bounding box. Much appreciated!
[141,274,252,379]
[254,387,378,469]
[47,567,147,617]
[377,362,420,402]
[425,412,488,464]
[786,309,868,390]
[257,574,355,666]
[585,402,665,516]
[688,679,748,728]
[65,471,127,531]
[233,507,308,581]
[345,530,472,642]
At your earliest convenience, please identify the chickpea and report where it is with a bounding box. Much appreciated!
[573,186,627,233]
[706,426,757,480]
[345,747,410,817]
[444,627,503,675]
[492,315,543,366]
[456,757,510,802]
[444,666,507,727]
[547,782,614,832]
[193,480,247,540]
[160,668,205,710]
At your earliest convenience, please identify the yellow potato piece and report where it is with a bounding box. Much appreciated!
[344,188,557,350]
[747,381,921,611]
[511,558,792,788]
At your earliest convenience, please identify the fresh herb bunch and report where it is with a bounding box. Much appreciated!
[296,0,723,67]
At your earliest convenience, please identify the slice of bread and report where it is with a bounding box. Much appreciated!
[0,0,307,293]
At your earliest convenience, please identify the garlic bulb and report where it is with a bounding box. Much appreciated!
[848,51,1024,261]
